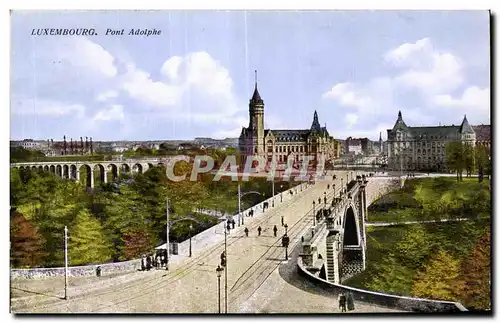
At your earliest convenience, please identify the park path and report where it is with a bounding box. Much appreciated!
[13,171,394,314]
[366,217,484,227]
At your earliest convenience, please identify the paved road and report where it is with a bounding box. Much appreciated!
[13,170,394,314]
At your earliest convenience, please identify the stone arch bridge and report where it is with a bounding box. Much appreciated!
[10,158,173,188]
[301,174,368,284]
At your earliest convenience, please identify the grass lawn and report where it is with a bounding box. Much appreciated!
[368,177,490,223]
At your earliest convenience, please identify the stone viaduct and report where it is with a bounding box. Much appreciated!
[301,174,370,284]
[10,158,173,188]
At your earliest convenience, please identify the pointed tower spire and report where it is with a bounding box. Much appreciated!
[393,110,408,130]
[459,114,474,134]
[251,70,263,103]
[310,110,321,132]
[379,131,382,141]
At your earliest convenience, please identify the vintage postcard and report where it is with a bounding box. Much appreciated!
[9,10,491,314]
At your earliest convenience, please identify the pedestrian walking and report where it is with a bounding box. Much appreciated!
[281,216,284,226]
[347,292,355,311]
[146,255,152,271]
[273,225,278,237]
[338,292,347,312]
[141,256,146,271]
[244,227,249,237]
[258,226,262,236]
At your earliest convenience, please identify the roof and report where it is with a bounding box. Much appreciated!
[265,129,311,142]
[459,115,475,134]
[473,125,491,142]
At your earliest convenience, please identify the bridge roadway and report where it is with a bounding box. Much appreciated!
[15,172,396,313]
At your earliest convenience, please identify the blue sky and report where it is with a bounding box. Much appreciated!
[10,10,490,141]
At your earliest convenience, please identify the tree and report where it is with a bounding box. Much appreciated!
[452,230,491,310]
[395,225,433,270]
[69,209,113,266]
[463,144,474,177]
[475,145,490,183]
[366,253,416,296]
[121,227,153,260]
[445,141,465,182]
[10,209,45,268]
[412,250,460,301]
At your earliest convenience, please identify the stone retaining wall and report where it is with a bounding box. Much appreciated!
[296,257,467,312]
[11,259,141,280]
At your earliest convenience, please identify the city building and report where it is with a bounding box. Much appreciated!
[345,137,363,155]
[239,78,337,167]
[473,125,491,153]
[386,111,476,172]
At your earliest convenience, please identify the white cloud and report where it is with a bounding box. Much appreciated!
[321,37,488,138]
[344,113,359,129]
[96,90,119,102]
[385,38,433,68]
[322,82,372,108]
[434,86,490,122]
[122,51,241,123]
[122,63,183,106]
[55,37,117,78]
[11,97,85,118]
[93,104,124,121]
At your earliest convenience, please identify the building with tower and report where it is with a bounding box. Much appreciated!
[386,111,476,172]
[239,72,338,167]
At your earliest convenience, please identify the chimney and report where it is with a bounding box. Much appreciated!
[90,137,93,155]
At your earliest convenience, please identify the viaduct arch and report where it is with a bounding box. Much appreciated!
[10,158,174,188]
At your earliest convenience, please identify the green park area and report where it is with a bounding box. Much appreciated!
[10,164,296,269]
[347,177,491,311]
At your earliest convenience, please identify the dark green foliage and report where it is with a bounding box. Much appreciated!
[10,166,285,267]
[347,176,491,310]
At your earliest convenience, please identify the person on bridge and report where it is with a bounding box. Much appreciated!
[244,227,249,237]
[273,225,278,237]
[318,197,321,204]
[347,291,355,311]
[258,226,262,236]
[338,292,347,312]
[327,184,330,190]
[281,216,284,227]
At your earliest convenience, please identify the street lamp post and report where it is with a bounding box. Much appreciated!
[284,223,288,235]
[216,265,223,313]
[64,226,68,300]
[189,224,193,257]
[324,191,326,205]
[280,185,283,202]
[238,185,261,226]
[224,223,228,313]
[166,198,170,269]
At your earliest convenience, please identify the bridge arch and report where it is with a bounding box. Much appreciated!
[132,163,143,174]
[43,165,49,172]
[343,205,360,246]
[93,164,106,186]
[107,163,119,182]
[79,164,92,188]
[55,165,62,177]
[147,163,154,171]
[49,165,55,174]
[121,163,131,174]
[31,166,37,172]
[63,165,69,179]
[70,164,78,180]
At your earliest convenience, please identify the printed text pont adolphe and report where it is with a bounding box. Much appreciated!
[30,28,162,37]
